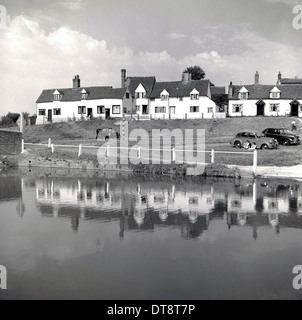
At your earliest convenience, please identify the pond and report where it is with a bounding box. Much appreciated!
[0,168,302,300]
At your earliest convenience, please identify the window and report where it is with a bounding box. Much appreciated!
[179,97,183,101]
[269,103,280,112]
[82,93,89,100]
[53,108,61,116]
[208,107,213,113]
[190,106,199,113]
[190,93,199,100]
[271,92,280,99]
[78,106,86,114]
[232,104,243,113]
[112,105,121,114]
[126,92,130,99]
[239,92,248,100]
[97,106,105,114]
[155,107,166,113]
[135,92,145,99]
[169,106,175,114]
[150,98,155,101]
[161,94,169,101]
[39,109,46,116]
[136,105,140,112]
[53,94,62,101]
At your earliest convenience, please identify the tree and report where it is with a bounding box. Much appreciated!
[184,65,206,80]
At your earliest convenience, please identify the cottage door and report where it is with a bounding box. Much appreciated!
[291,103,299,117]
[48,110,52,122]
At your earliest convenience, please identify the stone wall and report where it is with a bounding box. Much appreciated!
[0,130,22,155]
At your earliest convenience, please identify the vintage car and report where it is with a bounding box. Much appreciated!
[230,132,278,149]
[262,128,300,146]
[96,127,120,140]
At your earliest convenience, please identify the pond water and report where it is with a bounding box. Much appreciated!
[0,168,302,300]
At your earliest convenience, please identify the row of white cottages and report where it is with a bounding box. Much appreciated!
[36,70,225,124]
[36,70,302,124]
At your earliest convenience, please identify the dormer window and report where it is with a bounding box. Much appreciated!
[135,92,146,99]
[161,89,169,101]
[190,89,199,100]
[53,90,63,101]
[238,86,249,100]
[81,89,89,100]
[270,87,281,99]
[135,83,146,99]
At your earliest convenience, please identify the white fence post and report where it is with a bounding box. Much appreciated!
[211,149,215,164]
[51,143,54,153]
[21,139,24,153]
[137,147,141,159]
[253,149,258,175]
[172,148,176,162]
[107,145,110,157]
[48,138,51,149]
[78,144,82,157]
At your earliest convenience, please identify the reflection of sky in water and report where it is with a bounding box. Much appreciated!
[1,170,302,300]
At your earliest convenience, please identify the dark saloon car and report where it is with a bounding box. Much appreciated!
[230,132,278,150]
[262,128,300,146]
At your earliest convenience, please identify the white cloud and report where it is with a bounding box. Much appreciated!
[1,15,302,116]
[263,0,301,4]
[58,0,85,10]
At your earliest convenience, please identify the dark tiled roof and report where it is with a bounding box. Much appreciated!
[211,86,226,95]
[280,78,302,85]
[229,84,302,100]
[149,80,210,98]
[36,86,126,103]
[125,77,156,98]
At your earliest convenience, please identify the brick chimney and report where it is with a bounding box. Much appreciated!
[182,71,191,84]
[277,71,282,85]
[73,75,80,88]
[255,71,259,85]
[228,81,234,98]
[121,69,126,88]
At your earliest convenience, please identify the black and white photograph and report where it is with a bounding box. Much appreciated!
[1,0,302,304]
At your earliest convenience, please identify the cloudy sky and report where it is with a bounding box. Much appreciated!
[1,0,302,115]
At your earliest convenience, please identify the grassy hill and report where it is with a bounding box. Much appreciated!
[22,116,302,144]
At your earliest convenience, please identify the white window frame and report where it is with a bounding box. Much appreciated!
[97,106,105,114]
[78,106,86,114]
[39,109,46,116]
[190,106,199,113]
[269,103,280,112]
[169,106,176,114]
[112,105,121,114]
[232,104,243,113]
[208,107,213,113]
[239,92,248,100]
[190,93,199,100]
[53,108,61,116]
[155,107,166,113]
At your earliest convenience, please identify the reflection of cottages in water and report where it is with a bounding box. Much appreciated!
[0,175,25,218]
[35,177,302,237]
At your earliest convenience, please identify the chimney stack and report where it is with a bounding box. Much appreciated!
[255,71,259,85]
[121,69,126,88]
[277,71,282,84]
[73,75,80,89]
[228,81,234,98]
[182,71,191,84]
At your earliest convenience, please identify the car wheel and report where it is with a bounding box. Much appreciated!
[261,144,269,149]
[282,139,290,146]
[234,140,241,148]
